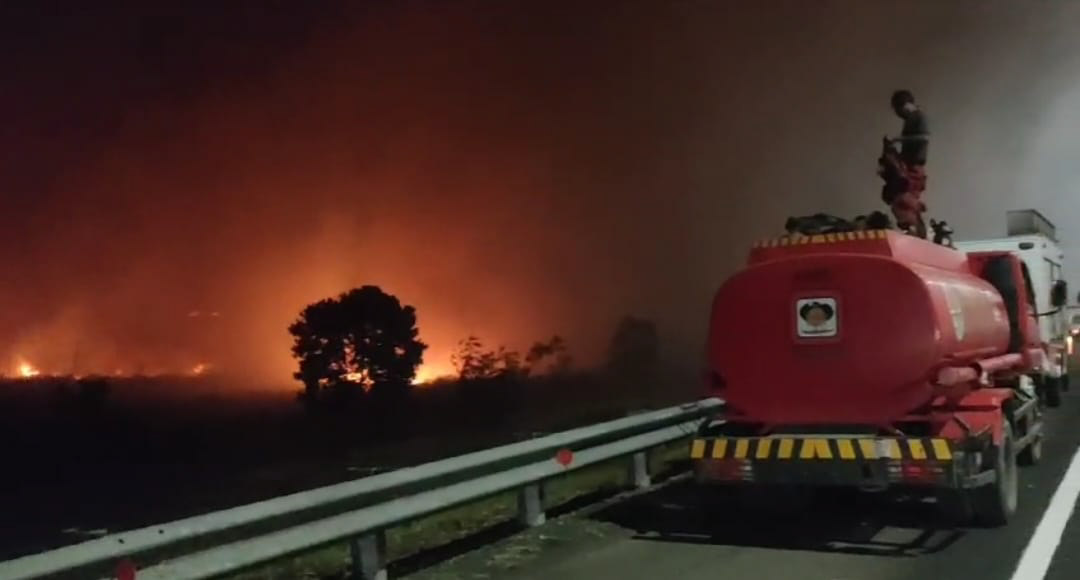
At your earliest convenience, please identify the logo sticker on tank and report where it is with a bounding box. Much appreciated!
[796,298,838,338]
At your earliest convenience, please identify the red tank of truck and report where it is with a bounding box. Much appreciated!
[707,230,1037,426]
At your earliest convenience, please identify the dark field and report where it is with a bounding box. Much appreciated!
[0,369,700,560]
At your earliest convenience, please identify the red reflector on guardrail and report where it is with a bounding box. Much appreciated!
[116,559,136,580]
[556,449,574,467]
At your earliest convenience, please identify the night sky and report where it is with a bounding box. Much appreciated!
[2,1,1079,385]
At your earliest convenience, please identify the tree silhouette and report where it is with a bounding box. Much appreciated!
[449,335,528,431]
[288,286,426,403]
[451,336,523,380]
[525,335,572,375]
[452,335,573,381]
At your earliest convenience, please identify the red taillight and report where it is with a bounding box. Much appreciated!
[698,459,753,481]
[899,461,946,483]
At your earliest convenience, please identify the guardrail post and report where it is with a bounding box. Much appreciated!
[349,531,387,580]
[518,483,546,527]
[630,451,651,489]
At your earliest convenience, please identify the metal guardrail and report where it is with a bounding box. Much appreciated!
[0,398,722,580]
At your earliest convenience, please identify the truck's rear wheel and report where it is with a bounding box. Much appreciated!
[1017,434,1042,466]
[972,420,1018,527]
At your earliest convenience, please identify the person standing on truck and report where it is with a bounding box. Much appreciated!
[878,89,929,238]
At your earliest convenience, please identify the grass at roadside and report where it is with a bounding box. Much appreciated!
[229,440,692,580]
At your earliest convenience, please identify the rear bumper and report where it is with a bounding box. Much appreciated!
[690,436,972,488]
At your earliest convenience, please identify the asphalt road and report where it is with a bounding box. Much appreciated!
[409,377,1080,580]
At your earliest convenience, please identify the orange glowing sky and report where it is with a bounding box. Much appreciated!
[0,4,695,387]
[4,4,1080,388]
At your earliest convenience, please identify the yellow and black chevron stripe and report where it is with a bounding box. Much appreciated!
[690,437,953,462]
[752,229,889,249]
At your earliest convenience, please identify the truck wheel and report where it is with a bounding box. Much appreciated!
[1044,376,1063,408]
[972,420,1018,527]
[1017,434,1043,466]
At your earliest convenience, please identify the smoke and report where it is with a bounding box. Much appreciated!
[3,2,1080,386]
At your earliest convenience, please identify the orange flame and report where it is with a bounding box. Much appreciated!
[16,360,40,378]
[413,363,453,386]
[332,364,450,387]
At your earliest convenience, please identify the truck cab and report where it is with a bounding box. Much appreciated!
[953,209,1070,403]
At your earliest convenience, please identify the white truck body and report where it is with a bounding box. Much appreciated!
[954,209,1070,382]
[953,234,1068,345]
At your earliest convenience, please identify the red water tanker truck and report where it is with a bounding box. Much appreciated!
[692,229,1062,526]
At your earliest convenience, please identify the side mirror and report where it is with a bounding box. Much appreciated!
[1051,280,1068,308]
